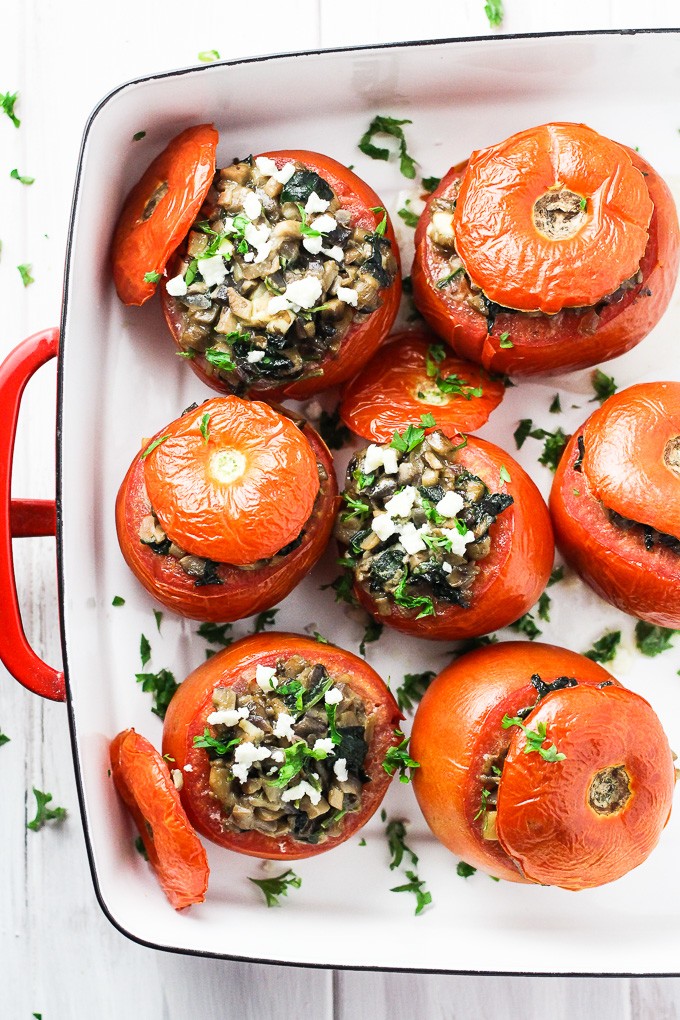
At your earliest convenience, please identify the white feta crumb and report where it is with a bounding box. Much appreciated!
[363,444,386,474]
[197,254,227,288]
[313,738,335,756]
[255,156,278,176]
[442,561,453,574]
[232,741,271,784]
[333,758,348,783]
[183,763,194,773]
[441,527,476,557]
[325,687,343,705]
[321,245,344,262]
[337,285,358,307]
[312,213,337,234]
[273,712,296,741]
[206,706,249,726]
[243,252,255,262]
[171,769,184,790]
[302,234,324,256]
[270,749,285,763]
[399,522,427,555]
[371,513,398,542]
[385,485,418,520]
[268,295,290,315]
[274,161,296,185]
[244,222,270,249]
[253,241,274,264]
[165,273,188,297]
[255,664,278,691]
[436,490,465,518]
[281,780,322,806]
[284,276,323,309]
[382,448,399,475]
[305,191,330,215]
[243,192,262,220]
[247,350,266,364]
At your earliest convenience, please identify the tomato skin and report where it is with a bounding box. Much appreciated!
[550,389,680,627]
[338,330,504,442]
[110,728,209,910]
[351,437,554,640]
[162,634,402,860]
[412,148,679,377]
[112,124,218,306]
[411,642,675,889]
[115,415,339,622]
[162,150,401,400]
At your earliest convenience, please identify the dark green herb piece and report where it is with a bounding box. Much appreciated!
[484,0,504,27]
[398,200,419,228]
[135,668,178,719]
[457,861,477,879]
[313,631,329,644]
[548,566,564,586]
[268,741,330,788]
[395,670,436,713]
[474,786,492,821]
[198,49,221,62]
[134,835,149,860]
[579,196,587,211]
[249,868,301,907]
[193,728,239,756]
[436,268,463,289]
[390,870,432,915]
[509,612,541,640]
[281,169,333,205]
[425,343,482,399]
[512,418,569,470]
[635,622,678,657]
[549,393,562,414]
[27,788,67,831]
[204,346,236,373]
[421,175,441,193]
[537,592,551,622]
[112,595,125,606]
[358,115,416,179]
[499,465,511,484]
[325,700,341,745]
[342,494,370,521]
[10,168,34,185]
[584,630,621,663]
[133,130,146,141]
[353,467,375,491]
[143,270,160,283]
[591,368,618,404]
[383,730,420,783]
[177,350,196,359]
[197,621,233,646]
[359,618,383,657]
[0,730,10,747]
[140,633,151,667]
[385,818,418,870]
[152,609,163,634]
[321,570,357,606]
[141,434,169,459]
[359,838,367,846]
[253,609,278,633]
[498,332,513,349]
[513,418,533,450]
[502,715,566,762]
[0,91,20,127]
[393,574,435,619]
[318,408,351,450]
[390,414,434,453]
[369,205,388,236]
[18,263,34,287]
[199,412,210,444]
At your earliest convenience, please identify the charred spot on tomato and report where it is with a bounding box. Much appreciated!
[200,655,373,844]
[336,430,514,618]
[166,157,398,389]
[140,180,169,222]
[588,765,632,816]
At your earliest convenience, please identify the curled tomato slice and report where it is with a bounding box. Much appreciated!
[143,397,320,566]
[454,122,653,314]
[109,728,209,910]
[112,124,218,306]
[339,330,504,442]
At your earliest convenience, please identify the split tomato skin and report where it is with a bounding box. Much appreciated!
[550,383,680,627]
[412,146,679,377]
[115,407,338,622]
[338,330,504,442]
[163,150,401,401]
[112,124,218,306]
[110,728,209,910]
[352,437,554,640]
[162,633,402,860]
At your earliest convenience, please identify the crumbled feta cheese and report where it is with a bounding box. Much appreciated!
[270,749,285,763]
[171,768,183,790]
[385,485,418,519]
[363,444,386,474]
[372,513,398,542]
[165,273,187,297]
[232,741,271,784]
[313,738,335,755]
[284,276,323,309]
[217,237,234,257]
[197,254,227,288]
[442,561,453,574]
[255,664,278,691]
[305,191,330,215]
[273,712,296,741]
[281,780,322,806]
[302,234,324,256]
[337,285,358,307]
[399,522,427,555]
[441,527,476,557]
[312,213,337,235]
[243,252,255,262]
[183,763,194,773]
[206,707,249,726]
[268,295,290,315]
[247,350,266,364]
[333,758,348,783]
[382,448,399,475]
[325,687,343,705]
[436,490,465,518]
[431,211,455,243]
[243,192,262,220]
[321,245,344,262]
[255,156,296,185]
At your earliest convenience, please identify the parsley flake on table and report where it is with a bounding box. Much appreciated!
[134,835,149,860]
[359,617,383,657]
[359,115,416,179]
[10,168,34,185]
[385,817,418,870]
[484,0,504,27]
[249,868,301,907]
[502,716,566,763]
[537,592,551,622]
[27,788,67,831]
[635,622,678,657]
[198,49,221,62]
[390,870,432,915]
[383,730,420,783]
[112,595,125,606]
[398,199,419,228]
[395,670,436,713]
[549,393,562,414]
[135,667,178,719]
[421,175,441,193]
[318,407,351,450]
[457,861,477,878]
[509,611,541,640]
[0,729,10,747]
[321,568,358,606]
[512,419,569,471]
[153,609,163,633]
[18,263,34,287]
[584,630,621,663]
[591,368,617,404]
[253,609,278,633]
[548,566,564,586]
[132,130,146,141]
[0,90,20,127]
[197,621,233,648]
[140,633,151,667]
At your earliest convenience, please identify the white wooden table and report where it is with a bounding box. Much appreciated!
[2,2,679,1016]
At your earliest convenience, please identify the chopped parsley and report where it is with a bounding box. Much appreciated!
[395,670,436,713]
[421,175,441,193]
[249,868,302,907]
[537,591,551,622]
[153,609,163,633]
[134,835,149,860]
[204,347,236,373]
[143,270,160,283]
[141,434,169,459]
[321,569,357,606]
[253,609,278,633]
[436,268,463,289]
[135,668,178,719]
[509,612,541,641]
[591,368,618,404]
[385,817,418,870]
[10,168,34,185]
[498,332,513,349]
[0,730,10,747]
[390,870,432,915]
[198,49,221,62]
[548,566,564,586]
[132,130,146,141]
[369,205,388,235]
[584,630,621,663]
[484,0,504,27]
[26,788,67,831]
[425,343,482,399]
[390,413,435,453]
[359,618,383,657]
[358,115,416,179]
[342,494,370,521]
[112,595,125,606]
[398,199,419,228]
[549,393,562,414]
[502,715,566,763]
[318,408,351,450]
[268,740,331,788]
[199,412,211,444]
[579,196,587,211]
[635,622,678,657]
[140,633,151,667]
[18,263,34,287]
[499,465,511,484]
[193,729,239,756]
[0,91,20,128]
[393,573,435,619]
[513,419,569,471]
[196,621,233,647]
[382,730,420,783]
[457,861,477,878]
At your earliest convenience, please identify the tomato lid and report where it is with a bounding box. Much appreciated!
[454,122,653,314]
[142,397,320,566]
[581,381,680,540]
[112,124,218,306]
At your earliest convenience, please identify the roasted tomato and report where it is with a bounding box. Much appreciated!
[412,123,679,376]
[162,633,402,859]
[115,396,338,621]
[335,427,553,640]
[112,124,218,306]
[161,150,401,400]
[411,642,676,889]
[110,728,209,910]
[550,382,680,627]
[338,330,504,443]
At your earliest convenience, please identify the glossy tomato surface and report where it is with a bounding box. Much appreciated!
[339,330,504,442]
[163,150,401,401]
[412,137,679,377]
[162,633,402,859]
[115,401,338,621]
[112,124,218,306]
[110,728,209,910]
[550,382,680,626]
[352,436,554,640]
[411,642,675,889]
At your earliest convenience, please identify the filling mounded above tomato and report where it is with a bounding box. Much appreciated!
[195,653,373,845]
[335,428,513,618]
[165,155,398,390]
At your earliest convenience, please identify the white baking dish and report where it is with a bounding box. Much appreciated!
[3,29,680,974]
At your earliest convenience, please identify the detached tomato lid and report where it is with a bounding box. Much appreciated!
[142,397,321,566]
[454,122,653,314]
[112,124,218,306]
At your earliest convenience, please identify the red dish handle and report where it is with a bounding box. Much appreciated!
[0,328,65,702]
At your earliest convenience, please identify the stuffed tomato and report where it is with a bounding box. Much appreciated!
[412,122,679,376]
[155,146,400,399]
[115,396,338,621]
[339,329,504,443]
[550,382,680,627]
[411,641,676,889]
[162,633,402,859]
[334,425,554,640]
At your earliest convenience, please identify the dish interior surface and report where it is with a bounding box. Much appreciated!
[59,31,680,973]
